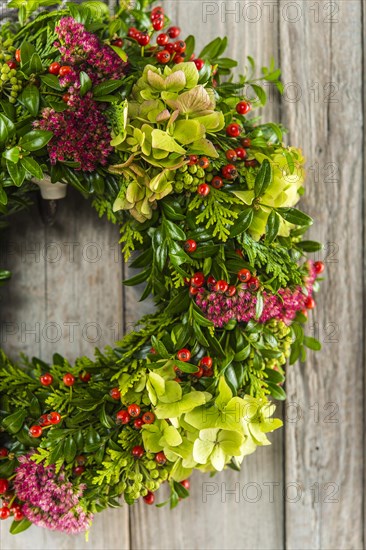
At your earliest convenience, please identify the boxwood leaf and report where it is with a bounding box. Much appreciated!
[254,159,272,197]
[20,130,53,151]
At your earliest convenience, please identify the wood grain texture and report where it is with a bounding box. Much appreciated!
[279,1,364,548]
[0,190,129,550]
[128,1,285,549]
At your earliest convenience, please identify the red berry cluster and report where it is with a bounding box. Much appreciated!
[116,404,155,429]
[28,410,62,439]
[187,269,260,299]
[0,479,24,521]
[174,347,214,380]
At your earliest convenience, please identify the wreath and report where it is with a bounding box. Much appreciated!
[0,0,324,536]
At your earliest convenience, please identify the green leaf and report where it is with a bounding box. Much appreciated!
[64,436,77,463]
[229,208,253,237]
[303,336,322,351]
[255,293,264,319]
[296,240,322,252]
[20,157,43,179]
[9,519,32,535]
[267,382,286,400]
[2,409,26,434]
[19,42,35,66]
[6,160,26,187]
[3,147,20,163]
[193,308,214,327]
[18,85,40,116]
[184,35,195,60]
[0,113,15,146]
[79,71,92,97]
[123,268,150,286]
[40,74,63,91]
[29,53,43,74]
[20,130,53,151]
[265,210,280,243]
[164,219,186,241]
[173,359,199,374]
[251,84,267,106]
[254,159,272,197]
[93,79,124,97]
[277,207,313,226]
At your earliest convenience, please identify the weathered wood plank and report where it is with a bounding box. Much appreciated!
[279,1,364,548]
[0,190,129,549]
[129,1,285,549]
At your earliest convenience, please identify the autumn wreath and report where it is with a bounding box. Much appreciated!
[0,0,324,536]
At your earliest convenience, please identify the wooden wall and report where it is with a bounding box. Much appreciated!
[0,1,364,548]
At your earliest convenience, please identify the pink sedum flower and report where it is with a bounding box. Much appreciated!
[196,262,318,328]
[14,455,93,534]
[33,95,113,171]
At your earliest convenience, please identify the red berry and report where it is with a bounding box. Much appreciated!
[245,159,258,168]
[0,479,9,494]
[156,33,169,46]
[174,55,185,64]
[189,286,199,297]
[205,368,214,377]
[128,404,141,418]
[191,272,205,288]
[39,414,50,426]
[173,40,186,53]
[221,164,237,180]
[199,356,213,370]
[128,27,138,38]
[110,387,121,400]
[314,261,325,274]
[62,93,70,103]
[156,50,170,63]
[151,11,163,20]
[29,425,43,438]
[138,34,150,46]
[165,42,175,54]
[9,503,21,514]
[48,62,61,75]
[193,366,204,378]
[197,183,210,196]
[225,149,237,162]
[242,138,251,148]
[305,296,316,309]
[6,61,17,70]
[226,285,237,297]
[132,445,145,458]
[79,371,91,382]
[142,411,155,424]
[116,410,131,425]
[198,157,210,169]
[235,147,247,160]
[193,58,204,71]
[168,26,180,39]
[40,373,53,386]
[184,239,197,253]
[73,465,85,476]
[207,275,216,290]
[238,268,251,283]
[63,373,75,387]
[180,479,190,490]
[188,154,198,165]
[0,448,8,458]
[247,276,260,291]
[112,38,123,47]
[211,176,223,189]
[15,49,21,63]
[59,65,72,77]
[0,507,10,520]
[177,349,191,362]
[133,418,144,429]
[215,280,229,293]
[76,455,87,465]
[13,510,24,521]
[226,123,241,137]
[152,18,164,31]
[143,491,155,505]
[151,6,164,15]
[236,101,251,115]
[155,451,167,465]
[48,412,61,425]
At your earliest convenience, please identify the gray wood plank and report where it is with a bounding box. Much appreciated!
[129,1,285,549]
[279,1,364,548]
[0,190,129,549]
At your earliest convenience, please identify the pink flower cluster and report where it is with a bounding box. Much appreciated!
[14,455,93,534]
[34,96,112,170]
[195,262,317,328]
[55,17,126,85]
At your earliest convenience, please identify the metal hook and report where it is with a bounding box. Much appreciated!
[37,194,59,226]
